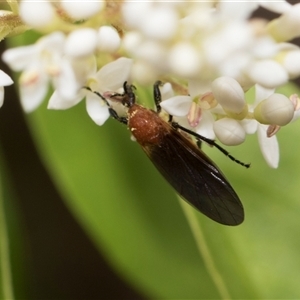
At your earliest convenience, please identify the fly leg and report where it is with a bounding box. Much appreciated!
[85,87,128,125]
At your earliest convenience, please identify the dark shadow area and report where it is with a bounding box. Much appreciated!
[0,42,144,300]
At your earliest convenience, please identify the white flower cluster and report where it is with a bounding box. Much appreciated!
[2,30,132,124]
[123,1,300,168]
[1,1,132,125]
[1,0,300,168]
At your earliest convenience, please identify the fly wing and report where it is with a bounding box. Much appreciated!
[141,128,244,225]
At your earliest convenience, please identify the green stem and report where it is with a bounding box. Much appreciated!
[179,198,231,300]
[0,175,15,300]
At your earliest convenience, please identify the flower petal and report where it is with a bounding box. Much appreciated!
[195,111,216,140]
[48,90,84,110]
[254,84,274,104]
[20,78,48,113]
[54,59,80,100]
[259,1,291,14]
[160,82,174,100]
[188,79,210,98]
[19,72,48,112]
[0,86,4,108]
[0,70,13,86]
[86,91,110,125]
[160,95,191,116]
[2,45,37,71]
[94,57,132,92]
[218,2,258,20]
[257,124,279,168]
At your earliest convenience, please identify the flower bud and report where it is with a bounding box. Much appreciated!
[267,3,300,42]
[280,49,300,78]
[254,93,294,126]
[97,26,121,53]
[169,43,202,78]
[141,7,178,40]
[65,29,97,57]
[247,60,288,89]
[213,118,245,146]
[20,1,56,28]
[61,1,105,19]
[211,77,247,119]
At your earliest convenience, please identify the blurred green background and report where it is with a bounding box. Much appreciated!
[2,5,300,298]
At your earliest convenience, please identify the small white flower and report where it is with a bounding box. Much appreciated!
[54,55,96,101]
[84,57,133,125]
[248,85,280,168]
[2,32,70,112]
[2,31,99,112]
[48,57,133,126]
[90,57,132,93]
[160,81,217,140]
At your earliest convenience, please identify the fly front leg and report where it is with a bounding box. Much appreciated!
[85,87,128,125]
[108,107,128,125]
[153,81,163,113]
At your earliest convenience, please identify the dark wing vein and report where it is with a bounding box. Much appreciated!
[141,129,244,225]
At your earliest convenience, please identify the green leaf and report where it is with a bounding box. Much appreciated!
[26,84,300,298]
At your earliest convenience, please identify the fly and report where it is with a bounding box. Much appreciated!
[94,81,249,226]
